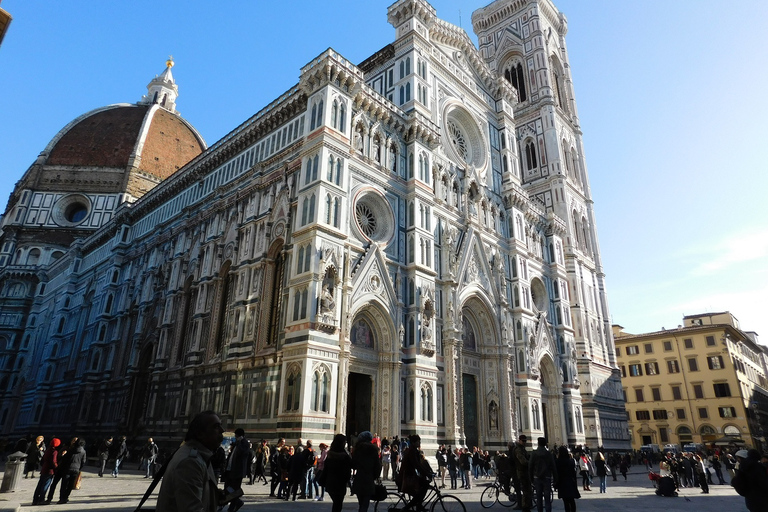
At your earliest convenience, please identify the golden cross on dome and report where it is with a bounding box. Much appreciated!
[166,55,174,68]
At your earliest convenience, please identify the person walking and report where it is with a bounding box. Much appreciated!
[619,457,628,481]
[58,438,86,504]
[436,445,447,488]
[112,436,128,478]
[223,428,249,511]
[32,438,60,505]
[143,437,159,478]
[514,435,532,512]
[351,431,381,512]
[314,442,328,501]
[447,448,459,490]
[577,451,592,491]
[323,434,352,512]
[382,444,392,481]
[24,436,44,479]
[46,439,73,504]
[97,437,112,477]
[594,452,608,493]
[554,446,580,512]
[528,437,557,512]
[693,454,709,494]
[608,454,618,482]
[711,455,726,484]
[156,410,225,512]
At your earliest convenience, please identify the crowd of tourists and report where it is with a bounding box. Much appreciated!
[6,425,768,512]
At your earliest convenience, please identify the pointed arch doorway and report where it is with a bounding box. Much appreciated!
[539,356,564,445]
[346,372,372,436]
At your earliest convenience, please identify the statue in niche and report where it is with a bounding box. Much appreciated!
[388,144,396,171]
[489,401,499,430]
[355,127,364,153]
[399,323,405,347]
[320,283,336,314]
[373,137,381,163]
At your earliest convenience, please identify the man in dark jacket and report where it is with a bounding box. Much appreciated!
[514,434,531,512]
[224,428,249,512]
[529,438,557,512]
[112,436,128,477]
[97,437,112,477]
[59,439,86,504]
[143,437,159,478]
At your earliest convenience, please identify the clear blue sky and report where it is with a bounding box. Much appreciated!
[1,0,766,341]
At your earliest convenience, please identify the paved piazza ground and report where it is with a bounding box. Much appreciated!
[0,464,747,512]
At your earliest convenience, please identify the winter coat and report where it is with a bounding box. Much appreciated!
[323,449,352,494]
[156,440,219,512]
[65,446,86,474]
[529,446,558,484]
[351,441,381,498]
[555,456,580,500]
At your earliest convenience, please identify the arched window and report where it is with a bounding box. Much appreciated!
[311,368,331,413]
[301,197,309,226]
[310,103,317,130]
[339,103,346,134]
[325,195,333,224]
[312,155,319,181]
[104,294,113,315]
[315,100,324,128]
[27,248,40,266]
[335,158,342,185]
[98,325,106,341]
[525,140,537,171]
[399,86,405,105]
[91,351,100,371]
[406,57,411,76]
[504,62,527,102]
[405,82,411,102]
[400,60,405,79]
[331,101,338,129]
[214,261,235,352]
[328,156,335,182]
[332,198,340,228]
[57,317,65,334]
[309,194,316,222]
[285,369,301,411]
[304,158,312,185]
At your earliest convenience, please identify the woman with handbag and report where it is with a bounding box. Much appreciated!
[351,431,381,512]
[323,434,352,512]
[555,446,580,512]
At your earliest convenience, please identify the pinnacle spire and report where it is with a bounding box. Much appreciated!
[140,57,179,112]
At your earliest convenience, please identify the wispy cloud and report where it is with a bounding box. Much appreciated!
[689,228,768,276]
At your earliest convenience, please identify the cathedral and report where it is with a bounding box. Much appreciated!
[0,0,628,451]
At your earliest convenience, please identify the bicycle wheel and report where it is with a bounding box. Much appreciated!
[431,494,466,512]
[480,485,498,508]
[498,486,516,508]
[375,491,407,512]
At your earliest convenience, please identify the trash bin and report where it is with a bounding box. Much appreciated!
[0,451,27,492]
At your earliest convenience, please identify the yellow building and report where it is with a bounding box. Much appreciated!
[613,312,768,451]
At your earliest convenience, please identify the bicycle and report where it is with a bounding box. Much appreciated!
[375,478,466,512]
[480,476,516,508]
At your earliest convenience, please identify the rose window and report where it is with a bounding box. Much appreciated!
[352,190,395,244]
[448,120,469,163]
[355,203,377,237]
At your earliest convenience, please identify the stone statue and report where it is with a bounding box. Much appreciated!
[320,284,335,314]
[489,401,499,429]
[388,144,396,171]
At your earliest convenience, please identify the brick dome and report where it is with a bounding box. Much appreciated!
[44,102,205,180]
